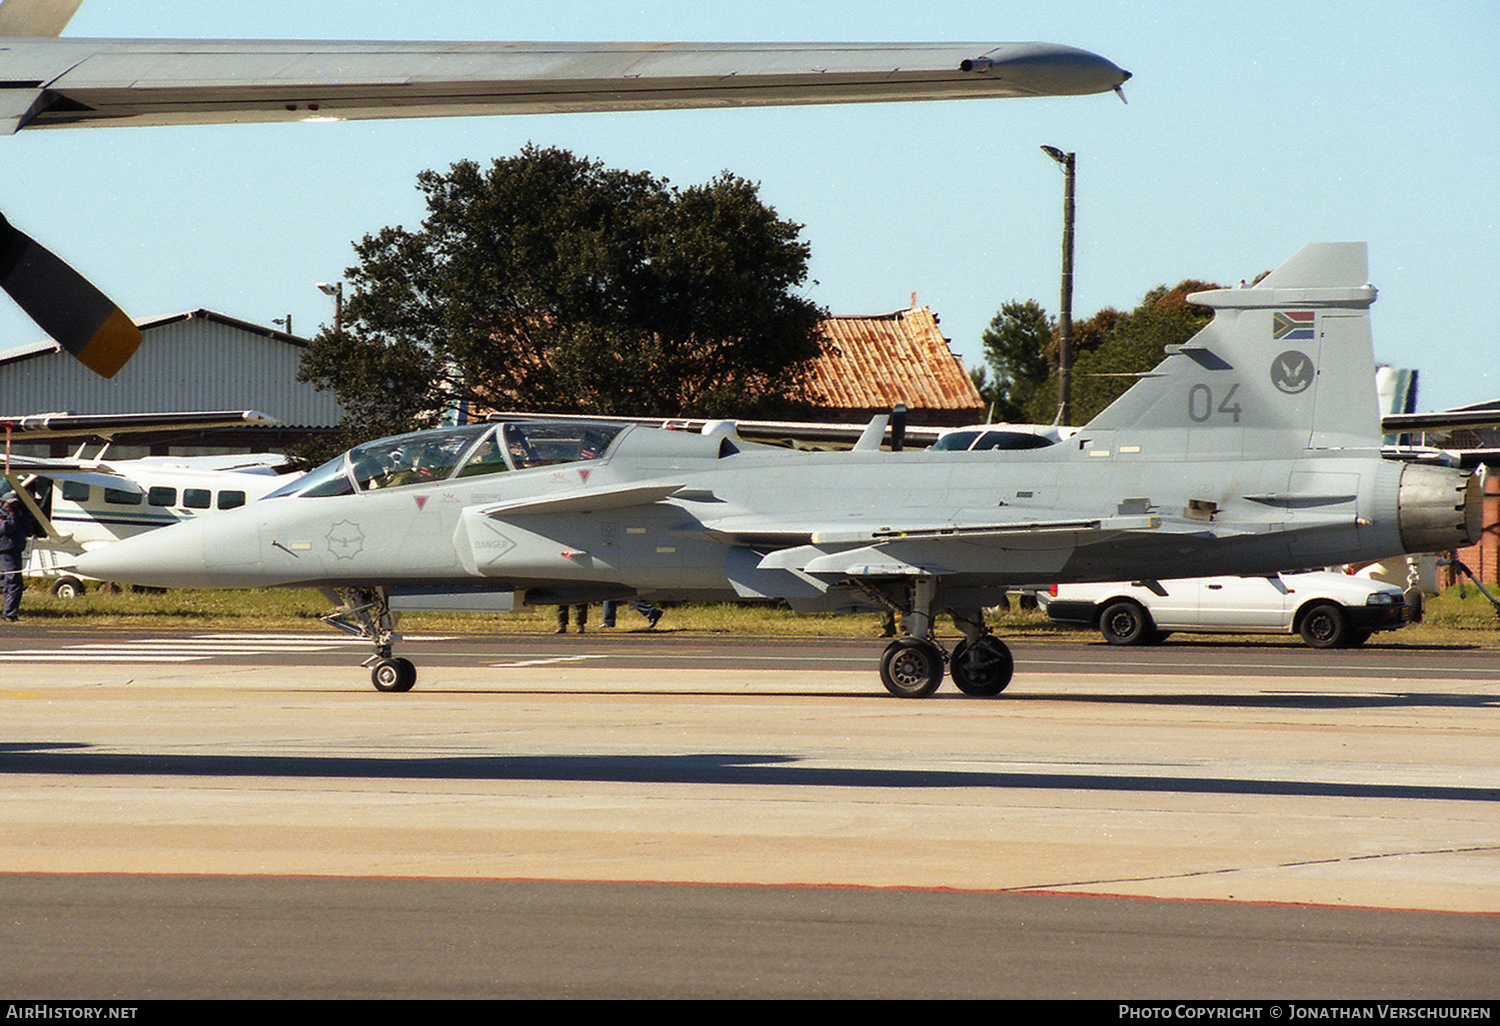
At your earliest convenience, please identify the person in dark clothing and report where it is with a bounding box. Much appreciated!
[0,495,28,622]
[555,604,587,634]
[601,598,663,629]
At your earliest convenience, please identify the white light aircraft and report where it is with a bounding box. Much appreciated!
[1,409,293,593]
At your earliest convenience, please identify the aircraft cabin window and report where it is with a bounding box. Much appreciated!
[974,431,1054,451]
[217,491,246,510]
[929,431,980,451]
[352,426,490,491]
[61,481,90,503]
[267,453,358,499]
[261,422,624,499]
[183,489,212,509]
[148,486,178,507]
[502,422,622,470]
[455,430,510,478]
[105,487,142,506]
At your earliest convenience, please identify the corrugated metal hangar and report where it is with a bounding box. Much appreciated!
[0,310,344,455]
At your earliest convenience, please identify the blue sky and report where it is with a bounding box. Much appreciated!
[2,0,1496,412]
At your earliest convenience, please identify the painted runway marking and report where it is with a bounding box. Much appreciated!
[0,633,358,663]
[488,655,610,668]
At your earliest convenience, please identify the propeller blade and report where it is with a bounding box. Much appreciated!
[0,213,142,378]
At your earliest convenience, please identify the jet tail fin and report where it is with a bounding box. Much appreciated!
[1081,243,1380,457]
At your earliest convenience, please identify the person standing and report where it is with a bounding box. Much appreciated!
[0,495,28,622]
[555,604,588,634]
[601,598,663,629]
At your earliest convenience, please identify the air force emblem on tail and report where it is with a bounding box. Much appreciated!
[1271,349,1314,394]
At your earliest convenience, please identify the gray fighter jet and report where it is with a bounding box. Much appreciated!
[76,243,1480,696]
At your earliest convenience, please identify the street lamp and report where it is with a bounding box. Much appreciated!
[1040,145,1075,425]
[317,281,343,334]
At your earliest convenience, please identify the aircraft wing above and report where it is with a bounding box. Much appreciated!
[1382,410,1500,434]
[2,459,134,491]
[0,409,278,439]
[745,513,1169,579]
[0,38,1130,133]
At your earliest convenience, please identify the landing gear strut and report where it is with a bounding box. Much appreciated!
[323,586,417,692]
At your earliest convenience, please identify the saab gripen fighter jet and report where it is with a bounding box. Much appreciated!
[77,244,1481,697]
[0,0,1128,377]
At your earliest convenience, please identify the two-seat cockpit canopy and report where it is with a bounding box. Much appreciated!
[265,421,626,500]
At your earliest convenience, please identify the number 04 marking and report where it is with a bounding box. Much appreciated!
[1188,383,1242,423]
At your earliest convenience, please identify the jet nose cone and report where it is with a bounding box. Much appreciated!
[75,519,208,588]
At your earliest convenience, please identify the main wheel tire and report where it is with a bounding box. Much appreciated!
[949,636,1014,696]
[371,656,417,692]
[879,638,944,698]
[49,576,85,599]
[1298,603,1350,649]
[1099,600,1152,645]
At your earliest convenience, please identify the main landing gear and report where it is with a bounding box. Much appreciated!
[878,633,1014,698]
[874,580,1015,699]
[323,586,417,692]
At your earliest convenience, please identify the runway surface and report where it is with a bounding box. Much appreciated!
[1,625,1496,998]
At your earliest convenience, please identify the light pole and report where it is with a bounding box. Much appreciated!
[1040,145,1075,425]
[317,281,343,334]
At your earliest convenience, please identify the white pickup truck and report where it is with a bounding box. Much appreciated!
[1044,571,1411,648]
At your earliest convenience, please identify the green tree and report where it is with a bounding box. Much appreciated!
[299,145,827,445]
[1005,280,1221,426]
[977,300,1055,423]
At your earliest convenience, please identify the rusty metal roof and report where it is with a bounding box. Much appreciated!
[808,302,982,416]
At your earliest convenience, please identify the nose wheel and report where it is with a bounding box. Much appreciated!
[371,656,417,692]
[323,587,420,692]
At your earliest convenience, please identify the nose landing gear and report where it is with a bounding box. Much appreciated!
[323,586,418,692]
